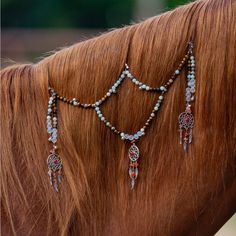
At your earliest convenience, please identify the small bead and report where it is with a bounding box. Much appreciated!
[175,70,180,75]
[160,86,165,91]
[159,95,164,100]
[151,113,155,117]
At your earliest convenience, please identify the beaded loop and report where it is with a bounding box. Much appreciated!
[46,42,195,191]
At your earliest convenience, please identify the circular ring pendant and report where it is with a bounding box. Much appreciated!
[178,112,194,130]
[128,143,140,162]
[47,153,62,172]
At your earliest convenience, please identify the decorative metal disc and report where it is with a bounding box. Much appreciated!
[47,153,62,172]
[178,112,194,130]
[128,143,140,162]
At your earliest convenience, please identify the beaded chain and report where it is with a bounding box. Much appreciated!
[46,42,196,192]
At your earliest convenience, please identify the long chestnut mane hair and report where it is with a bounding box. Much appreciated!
[1,0,236,235]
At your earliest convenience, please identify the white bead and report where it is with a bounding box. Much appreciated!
[175,70,180,75]
[107,92,111,96]
[95,107,99,111]
[187,74,192,79]
[48,108,52,113]
[140,128,144,132]
[95,102,100,106]
[151,113,155,117]
[154,106,158,111]
[127,73,132,78]
[120,132,124,137]
[135,81,139,85]
[145,86,150,90]
[98,114,102,118]
[101,117,105,121]
[169,79,173,83]
[159,95,164,100]
[106,122,110,126]
[132,78,136,83]
[128,135,134,141]
[121,73,125,78]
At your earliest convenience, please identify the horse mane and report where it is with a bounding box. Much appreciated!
[1,0,236,235]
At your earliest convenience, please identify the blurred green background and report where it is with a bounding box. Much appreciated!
[1,0,189,65]
[2,0,188,28]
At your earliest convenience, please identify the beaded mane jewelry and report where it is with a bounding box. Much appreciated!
[46,42,196,192]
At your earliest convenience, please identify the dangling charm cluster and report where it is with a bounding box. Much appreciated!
[46,89,62,192]
[128,143,140,189]
[178,42,195,151]
[46,42,196,191]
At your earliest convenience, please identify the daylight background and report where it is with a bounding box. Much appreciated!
[1,0,235,234]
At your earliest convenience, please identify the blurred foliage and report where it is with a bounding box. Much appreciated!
[2,0,189,28]
[166,0,190,8]
[2,0,134,28]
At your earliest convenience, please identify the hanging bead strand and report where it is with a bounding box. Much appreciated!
[178,42,195,151]
[46,88,63,192]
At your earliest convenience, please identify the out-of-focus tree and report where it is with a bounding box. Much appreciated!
[2,0,189,29]
[1,0,135,28]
